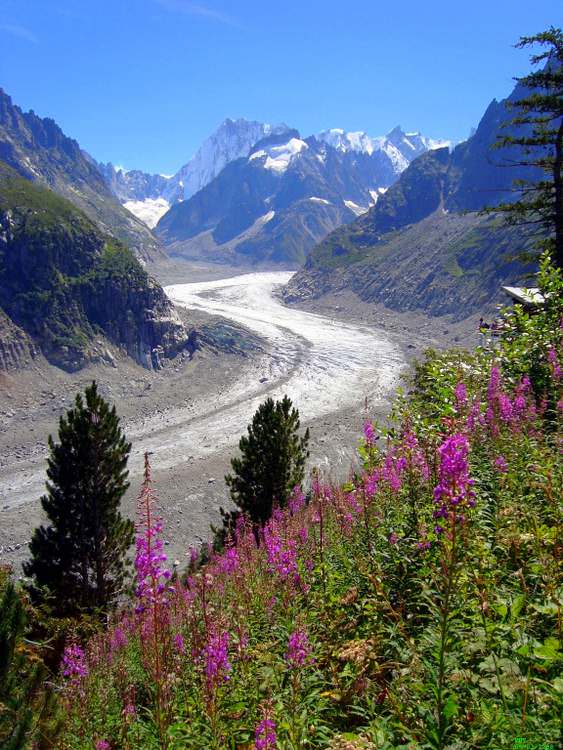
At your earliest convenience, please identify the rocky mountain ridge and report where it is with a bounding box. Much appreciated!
[153,123,450,265]
[98,120,449,239]
[0,160,189,371]
[283,78,543,318]
[0,88,162,260]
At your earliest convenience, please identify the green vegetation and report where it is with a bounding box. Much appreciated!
[20,255,556,750]
[0,160,164,368]
[24,382,134,617]
[225,395,310,529]
[0,568,61,750]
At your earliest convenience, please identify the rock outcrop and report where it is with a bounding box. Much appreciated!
[0,160,189,371]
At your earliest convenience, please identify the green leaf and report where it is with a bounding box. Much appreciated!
[533,637,561,662]
[443,693,459,719]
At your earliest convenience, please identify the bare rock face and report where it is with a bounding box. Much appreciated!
[0,311,38,370]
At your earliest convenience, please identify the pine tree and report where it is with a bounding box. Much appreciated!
[0,572,61,750]
[225,395,310,527]
[23,382,134,616]
[493,27,563,268]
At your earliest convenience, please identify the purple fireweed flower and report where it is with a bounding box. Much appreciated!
[134,520,172,612]
[346,492,362,515]
[382,452,406,493]
[467,399,484,431]
[135,457,173,613]
[62,643,88,682]
[401,430,430,481]
[255,702,277,750]
[364,421,377,446]
[364,471,379,499]
[217,546,239,575]
[123,703,136,718]
[454,381,468,408]
[433,433,475,523]
[203,630,231,692]
[285,628,312,669]
[174,633,185,654]
[109,627,128,655]
[497,393,513,423]
[288,485,306,514]
[488,366,501,401]
[389,532,399,545]
[264,525,299,580]
[494,455,508,474]
[95,741,110,750]
[548,347,562,381]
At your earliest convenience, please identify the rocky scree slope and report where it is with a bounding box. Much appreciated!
[284,80,542,318]
[154,126,446,266]
[0,161,188,371]
[0,88,161,260]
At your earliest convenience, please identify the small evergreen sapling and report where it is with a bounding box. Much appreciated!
[0,571,61,750]
[225,395,310,528]
[24,382,134,616]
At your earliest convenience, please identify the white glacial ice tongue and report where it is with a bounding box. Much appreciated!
[123,197,170,228]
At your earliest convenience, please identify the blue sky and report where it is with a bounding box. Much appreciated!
[0,0,560,173]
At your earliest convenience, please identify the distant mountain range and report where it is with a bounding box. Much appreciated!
[283,77,543,317]
[111,120,448,264]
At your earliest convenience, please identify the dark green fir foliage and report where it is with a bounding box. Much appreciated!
[0,570,61,750]
[24,382,134,616]
[225,395,310,527]
[493,27,563,268]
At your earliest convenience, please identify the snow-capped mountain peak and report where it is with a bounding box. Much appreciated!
[316,128,376,155]
[249,137,309,173]
[317,125,451,174]
[176,118,290,196]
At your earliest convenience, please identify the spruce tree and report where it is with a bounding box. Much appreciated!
[493,27,563,268]
[24,382,134,616]
[225,395,310,527]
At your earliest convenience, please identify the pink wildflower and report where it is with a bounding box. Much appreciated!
[285,628,313,669]
[203,630,231,692]
[62,643,88,682]
[255,702,277,749]
[364,421,377,446]
[494,455,508,474]
[134,455,173,613]
[95,741,110,750]
[288,485,306,514]
[217,546,239,575]
[433,433,475,524]
[382,451,407,492]
[548,347,562,381]
[174,633,185,654]
[454,381,468,408]
[110,627,128,654]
